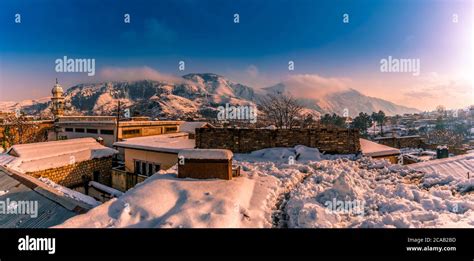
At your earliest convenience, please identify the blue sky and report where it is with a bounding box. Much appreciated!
[0,0,472,110]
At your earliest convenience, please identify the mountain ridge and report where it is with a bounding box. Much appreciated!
[0,73,420,119]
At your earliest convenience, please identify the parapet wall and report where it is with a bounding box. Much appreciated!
[375,136,424,149]
[195,128,360,154]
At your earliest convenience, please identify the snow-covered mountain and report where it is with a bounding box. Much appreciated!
[61,73,258,119]
[0,97,51,116]
[0,73,419,118]
[264,82,420,117]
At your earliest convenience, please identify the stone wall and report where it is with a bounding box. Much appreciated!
[28,157,113,188]
[375,136,424,149]
[195,128,360,154]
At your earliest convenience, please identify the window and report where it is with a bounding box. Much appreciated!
[93,171,100,182]
[164,126,177,133]
[148,163,153,176]
[141,162,146,176]
[65,128,74,132]
[122,129,140,135]
[134,160,160,177]
[75,128,85,133]
[135,161,141,175]
[87,128,98,134]
[100,129,114,135]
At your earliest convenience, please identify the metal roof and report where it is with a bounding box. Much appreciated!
[0,169,77,228]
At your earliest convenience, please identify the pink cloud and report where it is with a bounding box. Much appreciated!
[99,66,183,84]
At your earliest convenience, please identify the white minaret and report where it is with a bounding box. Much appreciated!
[51,78,65,120]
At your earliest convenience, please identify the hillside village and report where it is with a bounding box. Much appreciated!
[0,79,473,228]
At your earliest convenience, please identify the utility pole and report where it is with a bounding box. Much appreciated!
[115,100,121,142]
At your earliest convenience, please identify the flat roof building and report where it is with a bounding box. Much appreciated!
[50,116,181,147]
[111,133,195,191]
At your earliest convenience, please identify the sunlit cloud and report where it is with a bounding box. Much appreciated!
[99,66,183,84]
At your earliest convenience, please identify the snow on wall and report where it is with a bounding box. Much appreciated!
[113,133,194,154]
[89,181,124,198]
[179,149,233,160]
[39,177,100,207]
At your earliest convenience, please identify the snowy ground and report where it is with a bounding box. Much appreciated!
[57,146,474,228]
[283,158,474,228]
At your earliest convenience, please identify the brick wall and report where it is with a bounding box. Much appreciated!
[28,157,113,188]
[195,128,360,154]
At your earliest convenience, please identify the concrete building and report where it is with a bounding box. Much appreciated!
[111,132,195,191]
[50,116,181,147]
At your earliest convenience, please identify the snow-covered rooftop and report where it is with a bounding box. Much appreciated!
[56,166,277,228]
[359,138,400,157]
[409,152,474,180]
[113,132,195,154]
[179,149,233,160]
[0,138,117,173]
[57,146,474,228]
[179,121,213,134]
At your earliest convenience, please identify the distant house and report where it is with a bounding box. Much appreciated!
[179,121,214,139]
[111,132,195,191]
[360,138,401,164]
[0,138,117,188]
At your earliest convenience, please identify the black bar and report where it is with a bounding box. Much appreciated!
[0,229,472,258]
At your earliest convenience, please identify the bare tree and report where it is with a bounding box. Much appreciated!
[258,93,304,129]
[1,114,48,150]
